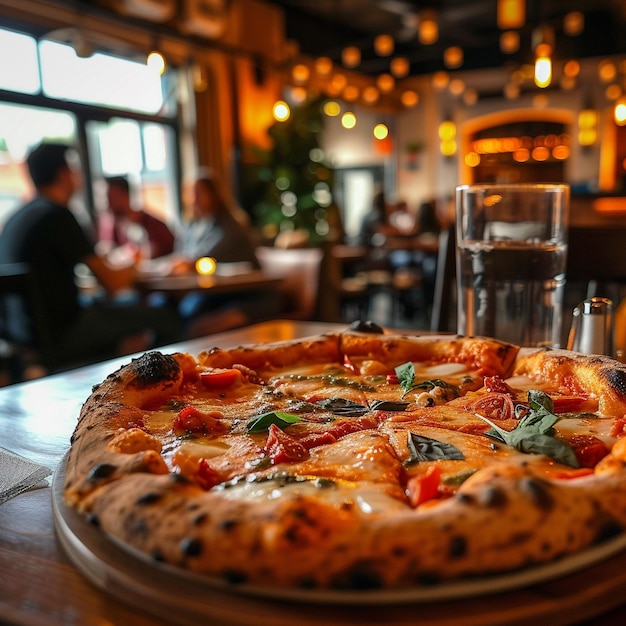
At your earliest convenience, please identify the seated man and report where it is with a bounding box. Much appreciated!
[0,142,181,370]
[98,175,175,260]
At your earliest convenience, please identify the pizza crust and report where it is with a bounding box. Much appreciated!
[63,332,626,591]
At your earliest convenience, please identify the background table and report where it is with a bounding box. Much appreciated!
[2,320,626,625]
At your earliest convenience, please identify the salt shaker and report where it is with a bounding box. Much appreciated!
[566,297,616,357]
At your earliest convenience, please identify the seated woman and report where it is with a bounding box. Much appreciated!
[173,174,281,335]
[176,175,260,267]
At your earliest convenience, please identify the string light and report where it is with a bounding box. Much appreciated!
[374,35,394,56]
[146,50,166,74]
[273,101,290,122]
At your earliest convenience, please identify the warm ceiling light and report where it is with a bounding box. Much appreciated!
[615,98,626,126]
[147,50,166,74]
[606,84,622,101]
[390,56,410,78]
[438,120,456,141]
[322,100,341,116]
[444,47,463,69]
[504,82,520,99]
[373,123,389,140]
[290,86,307,103]
[418,11,438,45]
[374,34,394,56]
[273,101,290,122]
[463,88,478,106]
[499,31,519,54]
[497,0,525,30]
[341,46,361,68]
[564,11,584,36]
[563,59,580,77]
[376,73,395,93]
[432,70,449,90]
[330,73,347,91]
[534,56,552,88]
[532,24,554,57]
[315,56,333,76]
[362,85,380,104]
[341,111,357,129]
[449,78,465,96]
[400,89,419,107]
[292,63,310,84]
[343,85,360,101]
[599,60,617,83]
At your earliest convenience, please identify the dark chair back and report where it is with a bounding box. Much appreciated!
[430,225,457,333]
[0,263,55,379]
[566,226,626,297]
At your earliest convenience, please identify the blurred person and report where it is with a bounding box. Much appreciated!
[99,175,175,260]
[358,188,388,247]
[416,199,442,235]
[172,173,281,336]
[0,142,181,368]
[175,174,259,266]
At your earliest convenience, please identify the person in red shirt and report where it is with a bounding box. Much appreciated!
[98,176,175,260]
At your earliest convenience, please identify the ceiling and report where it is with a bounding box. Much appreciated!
[267,0,626,77]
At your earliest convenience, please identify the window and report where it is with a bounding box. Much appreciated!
[0,25,181,229]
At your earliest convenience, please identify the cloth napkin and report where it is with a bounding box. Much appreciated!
[0,447,52,505]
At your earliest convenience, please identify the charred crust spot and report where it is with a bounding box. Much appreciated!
[482,486,507,507]
[602,367,626,396]
[136,492,161,505]
[130,352,180,387]
[181,537,203,557]
[170,473,191,485]
[222,570,247,584]
[416,572,440,586]
[192,512,208,526]
[349,320,384,334]
[151,549,165,562]
[87,513,100,527]
[595,520,624,544]
[455,492,475,505]
[332,566,383,590]
[87,463,117,481]
[449,536,467,559]
[220,518,238,531]
[130,519,149,538]
[519,477,554,511]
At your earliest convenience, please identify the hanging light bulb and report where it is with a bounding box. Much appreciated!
[390,57,410,78]
[374,35,394,56]
[341,46,361,68]
[497,0,525,30]
[147,50,166,74]
[444,47,463,69]
[499,31,519,54]
[273,101,290,122]
[564,11,584,36]
[532,25,553,88]
[615,98,626,126]
[418,11,438,45]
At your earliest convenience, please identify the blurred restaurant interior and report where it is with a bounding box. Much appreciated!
[1,0,626,381]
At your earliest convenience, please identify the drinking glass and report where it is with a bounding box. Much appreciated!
[456,183,570,347]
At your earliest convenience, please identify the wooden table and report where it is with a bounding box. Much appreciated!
[2,320,626,625]
[134,269,283,300]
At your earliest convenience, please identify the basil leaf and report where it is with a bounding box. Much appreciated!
[369,400,410,412]
[528,390,554,414]
[246,411,302,433]
[474,389,579,468]
[315,398,368,416]
[395,361,416,396]
[517,433,580,467]
[404,432,465,466]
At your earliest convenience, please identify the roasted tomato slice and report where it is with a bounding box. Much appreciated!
[265,423,309,464]
[200,368,241,389]
[406,465,442,507]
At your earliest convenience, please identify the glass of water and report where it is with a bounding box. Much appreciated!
[456,183,570,347]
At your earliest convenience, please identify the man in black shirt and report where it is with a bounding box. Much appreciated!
[0,142,181,369]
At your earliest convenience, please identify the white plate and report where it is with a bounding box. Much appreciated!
[52,454,626,614]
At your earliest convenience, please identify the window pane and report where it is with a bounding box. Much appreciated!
[0,29,40,94]
[0,103,77,224]
[39,40,164,114]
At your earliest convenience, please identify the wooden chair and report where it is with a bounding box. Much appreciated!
[566,226,626,300]
[256,246,324,320]
[0,263,56,383]
[430,225,457,333]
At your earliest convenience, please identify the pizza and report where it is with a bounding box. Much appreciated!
[62,324,626,593]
